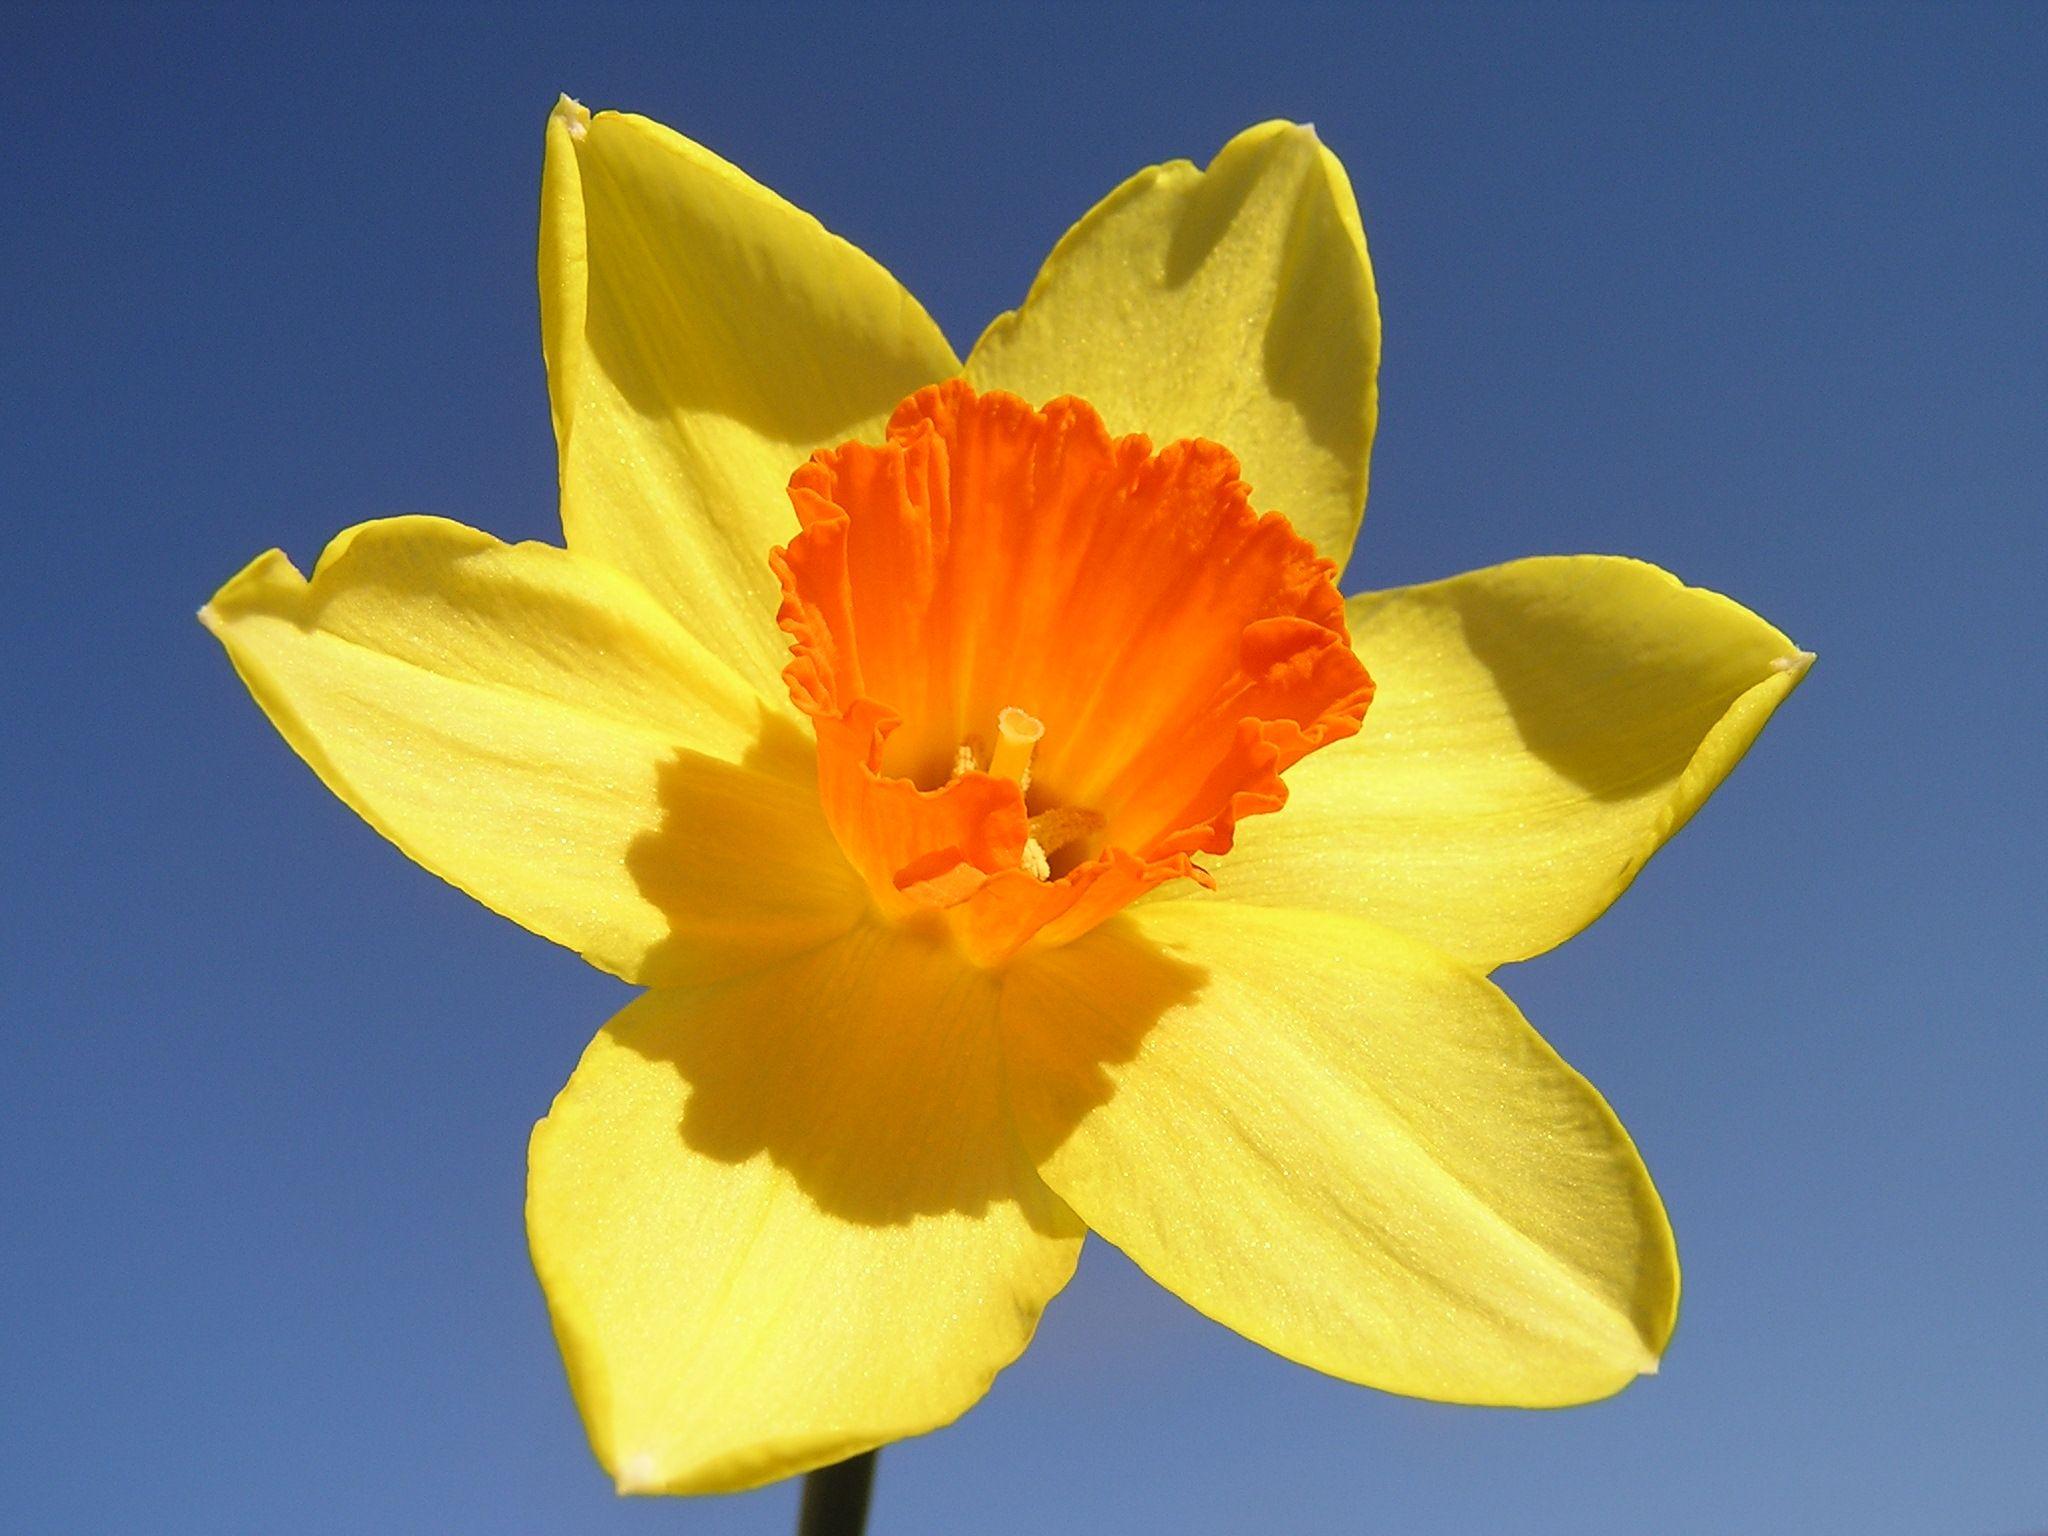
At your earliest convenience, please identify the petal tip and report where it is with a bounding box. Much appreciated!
[612,1453,662,1497]
[552,94,590,136]
[1770,647,1816,680]
[202,546,305,623]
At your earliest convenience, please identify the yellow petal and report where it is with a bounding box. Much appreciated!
[966,120,1379,567]
[1218,556,1812,968]
[529,924,1084,1494]
[201,516,865,984]
[1000,900,1677,1407]
[542,98,961,696]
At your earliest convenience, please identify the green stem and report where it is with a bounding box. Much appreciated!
[796,1450,877,1536]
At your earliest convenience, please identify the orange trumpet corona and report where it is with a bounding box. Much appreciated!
[774,382,1376,964]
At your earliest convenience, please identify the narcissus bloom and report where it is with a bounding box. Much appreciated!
[203,98,1810,1495]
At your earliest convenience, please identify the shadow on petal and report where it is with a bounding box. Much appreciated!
[996,917,1210,1167]
[606,927,1012,1228]
[619,711,1208,1227]
[575,124,950,447]
[624,705,870,987]
[611,920,1207,1229]
[1448,569,1790,802]
[1259,147,1376,472]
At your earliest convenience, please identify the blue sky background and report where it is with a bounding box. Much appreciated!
[5,5,2043,1533]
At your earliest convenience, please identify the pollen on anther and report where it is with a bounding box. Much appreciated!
[1021,838,1052,881]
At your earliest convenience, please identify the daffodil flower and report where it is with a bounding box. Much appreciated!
[202,98,1810,1497]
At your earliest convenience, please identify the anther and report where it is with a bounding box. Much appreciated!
[1028,805,1106,857]
[1021,839,1052,881]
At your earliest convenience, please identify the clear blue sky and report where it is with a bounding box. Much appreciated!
[5,5,2043,1532]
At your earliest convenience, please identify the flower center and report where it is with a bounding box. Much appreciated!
[941,705,1114,885]
[773,382,1373,965]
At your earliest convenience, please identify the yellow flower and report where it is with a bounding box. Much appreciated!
[201,97,1810,1496]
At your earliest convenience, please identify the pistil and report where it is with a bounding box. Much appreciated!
[988,707,1044,789]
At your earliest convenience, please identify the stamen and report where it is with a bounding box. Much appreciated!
[1028,805,1107,858]
[988,707,1044,790]
[1019,807,1105,884]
